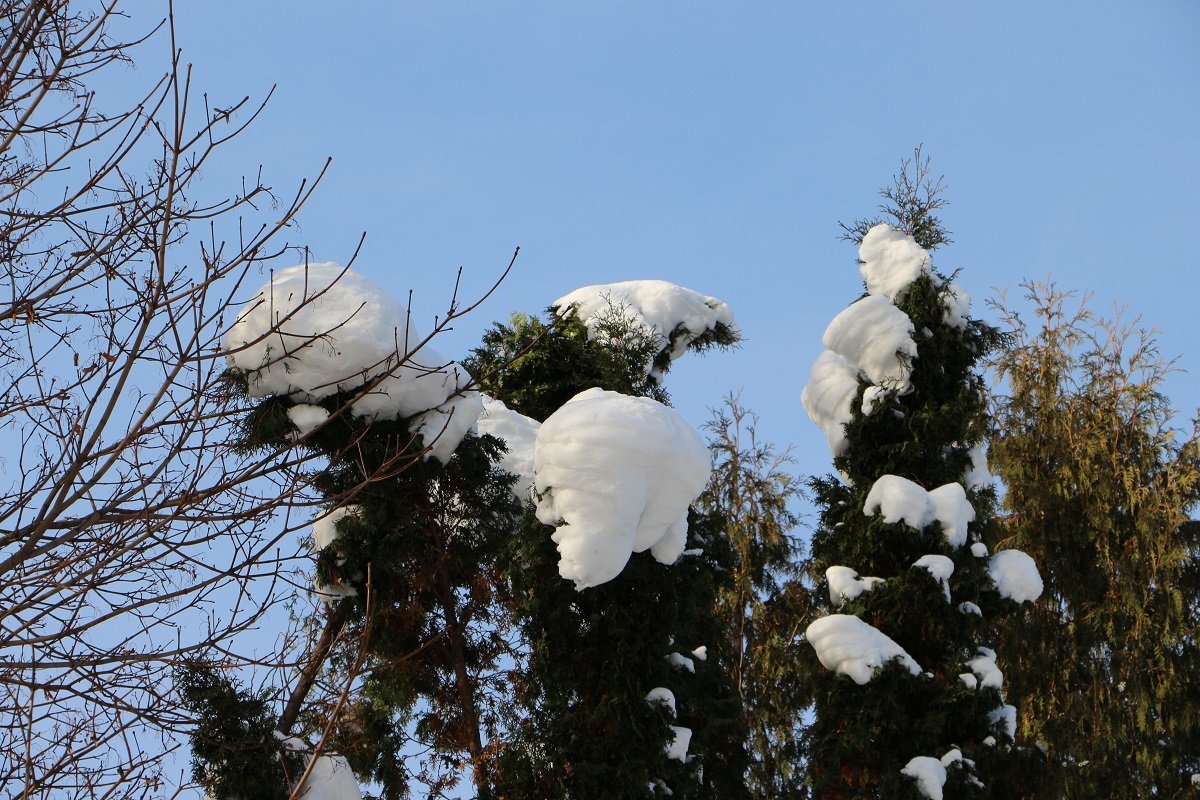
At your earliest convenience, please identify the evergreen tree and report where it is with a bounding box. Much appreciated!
[798,153,1043,798]
[989,283,1200,798]
[699,395,811,798]
[466,293,748,799]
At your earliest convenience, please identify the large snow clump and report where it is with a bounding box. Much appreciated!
[223,262,480,462]
[806,614,921,685]
[475,396,541,502]
[862,476,975,548]
[533,388,710,589]
[858,223,931,301]
[987,549,1043,603]
[552,280,734,380]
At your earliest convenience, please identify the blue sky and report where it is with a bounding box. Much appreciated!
[162,0,1199,486]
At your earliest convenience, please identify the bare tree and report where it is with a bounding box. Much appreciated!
[0,3,342,796]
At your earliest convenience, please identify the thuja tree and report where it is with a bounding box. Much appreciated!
[466,285,749,799]
[989,283,1200,798]
[798,156,1044,799]
[699,395,810,798]
[194,263,524,799]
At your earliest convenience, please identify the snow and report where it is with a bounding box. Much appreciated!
[800,349,860,457]
[912,555,954,601]
[288,404,330,436]
[989,703,1017,739]
[858,224,931,301]
[940,281,971,329]
[552,280,734,379]
[806,614,922,685]
[988,550,1044,603]
[970,542,988,558]
[826,565,883,607]
[959,673,978,689]
[311,507,359,603]
[665,652,695,673]
[223,262,480,462]
[927,483,975,548]
[863,476,975,547]
[534,389,710,589]
[475,396,540,502]
[964,442,992,490]
[297,753,363,800]
[666,726,692,762]
[901,755,947,800]
[645,687,677,716]
[822,294,917,391]
[967,649,1004,689]
[691,645,708,662]
[958,601,982,616]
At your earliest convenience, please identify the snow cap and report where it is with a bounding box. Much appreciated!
[475,396,541,502]
[223,262,480,462]
[988,549,1044,603]
[858,224,931,301]
[552,280,734,380]
[806,614,922,685]
[534,388,710,589]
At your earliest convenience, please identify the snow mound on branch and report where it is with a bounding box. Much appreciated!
[311,506,359,604]
[913,555,954,601]
[967,647,1004,689]
[645,687,677,715]
[533,388,710,589]
[288,404,330,435]
[822,294,917,390]
[901,755,947,800]
[859,224,931,301]
[223,262,480,462]
[299,753,363,800]
[988,550,1043,603]
[964,442,992,490]
[806,614,921,685]
[801,350,860,457]
[475,397,540,502]
[826,566,883,607]
[667,726,692,762]
[862,476,975,548]
[941,281,971,328]
[552,280,734,379]
[989,703,1017,739]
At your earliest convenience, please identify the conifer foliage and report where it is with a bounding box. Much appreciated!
[798,155,1043,799]
[989,284,1200,798]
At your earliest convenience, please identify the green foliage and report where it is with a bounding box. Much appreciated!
[177,662,301,799]
[699,395,811,798]
[989,283,1200,798]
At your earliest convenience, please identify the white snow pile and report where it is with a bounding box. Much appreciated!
[276,734,362,800]
[806,614,921,685]
[859,224,932,301]
[665,652,696,673]
[552,280,734,380]
[533,388,710,589]
[288,404,330,436]
[802,294,916,458]
[223,262,480,462]
[644,687,692,763]
[826,565,884,607]
[987,549,1044,603]
[901,756,947,800]
[862,476,975,548]
[311,506,359,604]
[475,396,541,502]
[958,601,982,616]
[941,281,971,329]
[967,647,1004,689]
[989,703,1017,739]
[912,554,954,601]
[964,442,992,490]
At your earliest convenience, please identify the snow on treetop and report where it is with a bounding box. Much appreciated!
[298,752,363,800]
[862,476,976,548]
[552,280,735,379]
[533,388,710,589]
[859,223,932,301]
[806,614,922,685]
[475,396,540,502]
[987,549,1044,603]
[223,262,480,462]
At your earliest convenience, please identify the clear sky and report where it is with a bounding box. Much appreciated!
[160,0,1198,491]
